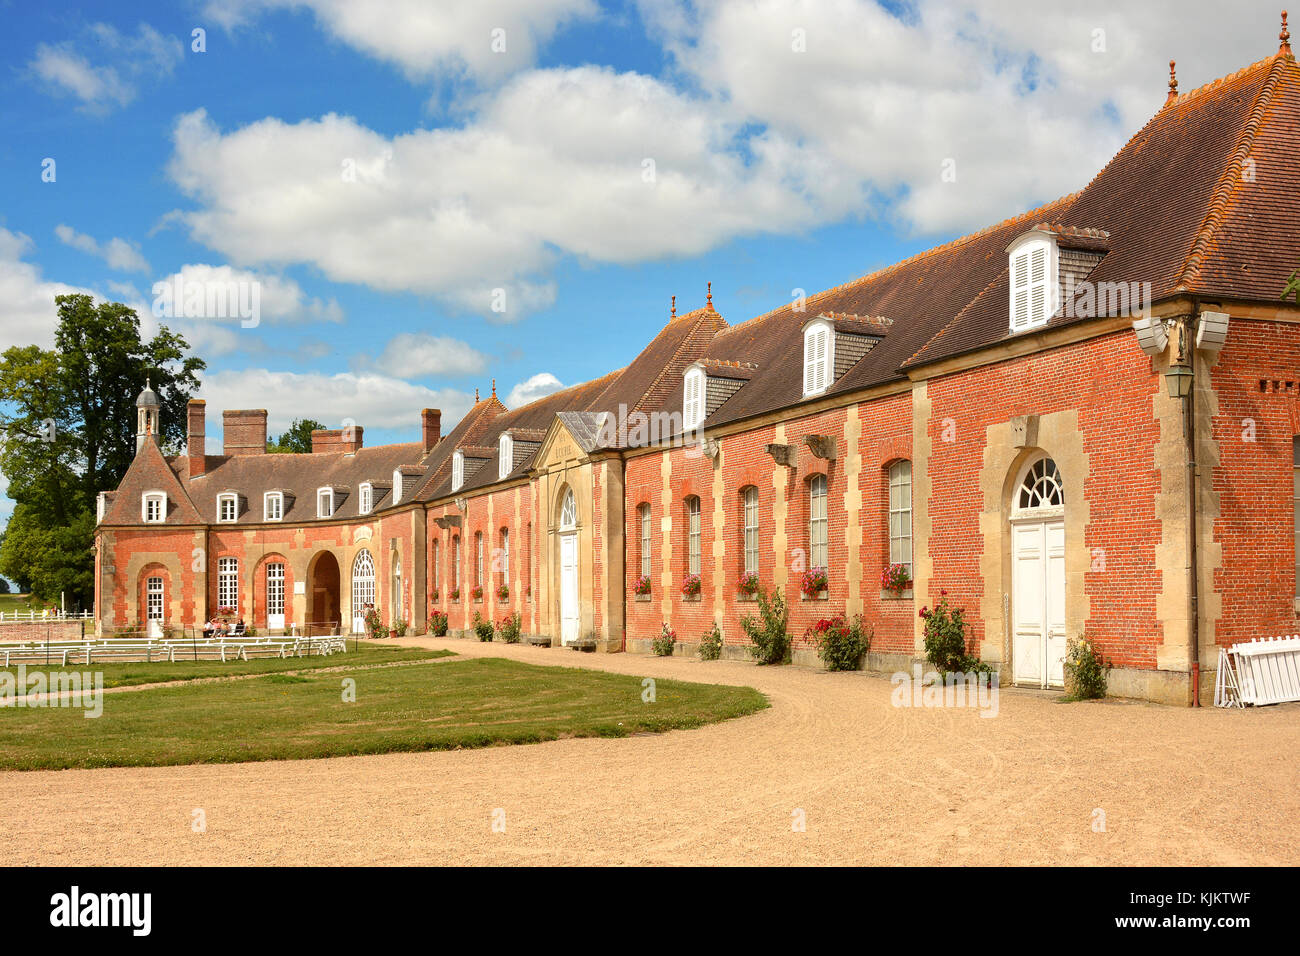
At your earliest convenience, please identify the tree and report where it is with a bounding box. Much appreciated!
[0,294,204,608]
[267,418,326,454]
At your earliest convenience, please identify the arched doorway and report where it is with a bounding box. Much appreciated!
[352,549,375,634]
[308,552,341,636]
[1010,456,1066,688]
[557,486,579,646]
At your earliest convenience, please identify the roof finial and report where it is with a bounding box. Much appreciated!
[1282,11,1293,57]
[491,378,496,398]
[1165,60,1178,105]
[670,295,676,319]
[706,281,713,310]
[475,387,480,402]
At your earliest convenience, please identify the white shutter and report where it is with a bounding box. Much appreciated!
[684,370,702,428]
[1029,245,1047,325]
[1012,251,1029,329]
[804,326,829,395]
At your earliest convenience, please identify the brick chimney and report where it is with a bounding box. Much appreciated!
[311,427,364,455]
[187,400,207,477]
[222,409,268,456]
[422,408,441,452]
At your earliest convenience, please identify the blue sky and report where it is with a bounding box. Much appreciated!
[0,0,1288,525]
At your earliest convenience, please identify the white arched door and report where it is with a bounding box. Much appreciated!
[352,549,375,634]
[1011,458,1066,688]
[558,488,579,645]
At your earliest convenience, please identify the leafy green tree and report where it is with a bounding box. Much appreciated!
[0,294,204,608]
[267,418,326,454]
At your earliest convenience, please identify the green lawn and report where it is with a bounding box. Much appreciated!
[0,657,768,770]
[0,643,453,689]
[0,593,42,614]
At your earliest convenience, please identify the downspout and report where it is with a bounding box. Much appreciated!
[1184,307,1202,706]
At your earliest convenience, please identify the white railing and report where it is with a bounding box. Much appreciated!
[0,634,348,666]
[0,610,93,623]
[1216,635,1300,707]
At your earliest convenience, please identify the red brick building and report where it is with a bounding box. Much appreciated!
[96,39,1300,704]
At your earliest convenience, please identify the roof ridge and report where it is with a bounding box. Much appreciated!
[1166,52,1278,108]
[1174,53,1293,291]
[631,311,726,415]
[718,191,1080,337]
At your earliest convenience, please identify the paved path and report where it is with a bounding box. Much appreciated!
[1,637,1295,865]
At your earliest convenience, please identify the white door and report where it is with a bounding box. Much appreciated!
[1012,519,1066,688]
[560,533,579,645]
[146,576,164,638]
[266,563,286,632]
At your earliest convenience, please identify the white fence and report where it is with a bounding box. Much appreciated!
[0,610,92,623]
[1215,635,1300,707]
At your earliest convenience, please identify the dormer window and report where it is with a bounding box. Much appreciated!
[683,366,705,430]
[499,434,513,480]
[317,487,335,518]
[217,493,238,523]
[802,318,834,396]
[142,492,166,523]
[264,492,284,521]
[452,451,464,492]
[360,482,373,515]
[1008,233,1058,333]
[393,469,404,503]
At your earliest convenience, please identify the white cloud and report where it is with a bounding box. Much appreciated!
[151,263,344,324]
[203,0,597,82]
[0,228,95,351]
[647,0,1287,233]
[28,23,183,113]
[354,332,490,379]
[164,67,834,317]
[163,0,1291,317]
[197,368,473,436]
[55,225,151,273]
[506,372,565,408]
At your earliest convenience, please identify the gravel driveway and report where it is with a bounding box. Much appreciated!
[1,637,1295,865]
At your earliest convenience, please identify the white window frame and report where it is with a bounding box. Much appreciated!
[639,503,652,578]
[263,492,283,522]
[475,532,484,587]
[743,486,760,576]
[146,576,164,622]
[359,482,373,515]
[217,492,238,523]
[453,536,461,589]
[142,491,166,523]
[683,366,705,430]
[452,451,464,492]
[802,319,834,396]
[317,487,335,519]
[266,562,285,618]
[431,540,440,592]
[809,474,828,571]
[500,527,509,582]
[499,433,513,480]
[218,557,238,610]
[685,496,701,576]
[1008,233,1058,333]
[888,461,913,575]
[351,550,375,633]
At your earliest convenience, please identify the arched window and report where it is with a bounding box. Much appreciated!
[1015,457,1065,513]
[391,553,402,617]
[809,475,828,571]
[559,487,577,530]
[638,503,652,578]
[352,549,375,629]
[685,496,701,576]
[146,576,164,623]
[741,486,759,576]
[888,461,912,574]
